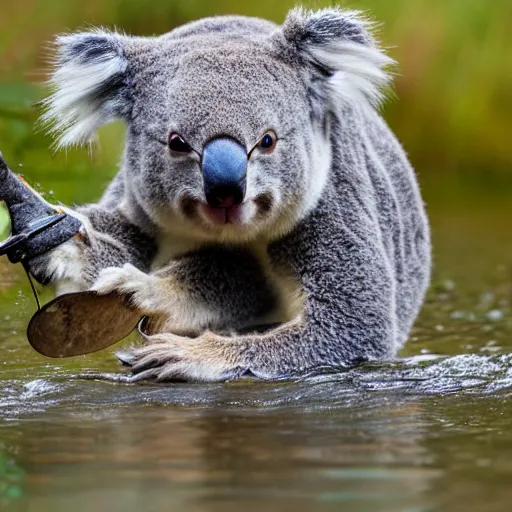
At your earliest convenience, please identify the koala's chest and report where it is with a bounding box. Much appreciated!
[152,235,305,331]
[151,233,203,271]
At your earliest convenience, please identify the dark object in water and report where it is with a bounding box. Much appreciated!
[27,292,141,357]
[0,151,82,263]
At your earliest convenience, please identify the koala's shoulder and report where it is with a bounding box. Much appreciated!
[164,15,277,41]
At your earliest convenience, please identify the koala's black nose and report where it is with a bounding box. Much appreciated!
[202,138,247,208]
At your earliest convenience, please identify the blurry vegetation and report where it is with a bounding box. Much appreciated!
[0,205,8,239]
[0,0,511,185]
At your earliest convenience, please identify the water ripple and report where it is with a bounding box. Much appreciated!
[1,354,512,422]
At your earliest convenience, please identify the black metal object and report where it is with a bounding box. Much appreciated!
[0,152,82,264]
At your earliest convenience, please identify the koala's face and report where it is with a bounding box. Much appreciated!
[127,39,330,243]
[44,9,392,243]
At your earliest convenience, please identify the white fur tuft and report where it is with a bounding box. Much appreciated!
[311,42,395,109]
[41,31,128,149]
[285,7,395,110]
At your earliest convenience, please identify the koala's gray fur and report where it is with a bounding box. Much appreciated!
[34,7,431,381]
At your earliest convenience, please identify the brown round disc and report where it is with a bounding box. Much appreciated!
[27,291,142,358]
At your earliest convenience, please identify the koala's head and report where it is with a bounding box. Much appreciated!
[43,8,392,244]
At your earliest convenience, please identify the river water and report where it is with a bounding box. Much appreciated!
[1,159,511,510]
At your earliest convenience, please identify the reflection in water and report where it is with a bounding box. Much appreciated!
[1,376,442,512]
[0,449,24,506]
[1,352,512,511]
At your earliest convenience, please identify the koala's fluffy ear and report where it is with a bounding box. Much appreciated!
[42,30,132,148]
[280,8,394,110]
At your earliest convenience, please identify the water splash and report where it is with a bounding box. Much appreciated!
[1,353,512,422]
[303,354,512,395]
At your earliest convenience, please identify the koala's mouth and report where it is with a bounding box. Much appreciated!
[180,194,273,230]
[199,203,246,226]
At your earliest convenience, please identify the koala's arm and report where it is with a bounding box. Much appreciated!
[30,206,277,335]
[92,247,280,336]
[28,204,156,293]
[118,202,398,382]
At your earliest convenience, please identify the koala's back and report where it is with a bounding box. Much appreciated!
[329,105,431,350]
[361,110,431,345]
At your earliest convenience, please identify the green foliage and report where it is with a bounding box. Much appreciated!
[0,205,9,240]
[0,0,511,174]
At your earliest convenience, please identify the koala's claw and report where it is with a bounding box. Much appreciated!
[116,350,136,367]
[117,333,248,383]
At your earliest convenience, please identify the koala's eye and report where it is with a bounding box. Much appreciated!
[168,133,192,156]
[258,131,277,153]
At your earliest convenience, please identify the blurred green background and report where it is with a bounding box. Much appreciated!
[0,0,512,237]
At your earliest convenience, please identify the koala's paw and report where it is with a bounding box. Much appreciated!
[27,238,84,286]
[91,263,160,313]
[117,332,248,383]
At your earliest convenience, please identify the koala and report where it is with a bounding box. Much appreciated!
[31,7,431,381]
